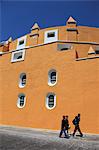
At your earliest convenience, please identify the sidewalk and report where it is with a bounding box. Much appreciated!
[0,125,99,150]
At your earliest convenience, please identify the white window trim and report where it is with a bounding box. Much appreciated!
[11,49,25,63]
[44,29,58,44]
[48,69,57,86]
[17,35,27,50]
[19,73,26,88]
[46,93,56,110]
[17,94,26,109]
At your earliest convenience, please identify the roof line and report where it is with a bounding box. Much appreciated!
[76,56,99,61]
[1,40,99,55]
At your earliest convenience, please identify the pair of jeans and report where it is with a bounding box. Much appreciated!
[73,125,83,136]
[59,128,67,137]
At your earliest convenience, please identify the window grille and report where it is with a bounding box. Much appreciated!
[19,73,26,88]
[48,69,57,86]
[17,93,26,108]
[46,93,56,110]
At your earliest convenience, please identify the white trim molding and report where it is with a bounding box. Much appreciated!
[11,49,26,63]
[48,69,57,86]
[46,93,56,110]
[17,35,27,50]
[44,29,58,44]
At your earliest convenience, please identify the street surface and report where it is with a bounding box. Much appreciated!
[0,126,99,150]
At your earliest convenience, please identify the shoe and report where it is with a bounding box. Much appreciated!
[80,134,83,137]
[64,136,69,139]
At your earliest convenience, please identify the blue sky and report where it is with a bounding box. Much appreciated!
[0,0,99,42]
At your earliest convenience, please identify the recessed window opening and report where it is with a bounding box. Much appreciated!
[50,72,56,84]
[17,93,26,108]
[68,22,76,24]
[11,49,25,63]
[61,48,69,51]
[14,52,23,60]
[19,40,24,45]
[96,51,99,54]
[17,35,27,50]
[48,95,54,108]
[47,32,55,38]
[46,93,56,110]
[57,44,72,51]
[48,69,57,86]
[44,29,58,44]
[19,73,26,88]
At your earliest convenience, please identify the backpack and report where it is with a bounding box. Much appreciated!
[72,119,77,125]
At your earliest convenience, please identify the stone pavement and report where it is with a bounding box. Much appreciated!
[0,125,99,150]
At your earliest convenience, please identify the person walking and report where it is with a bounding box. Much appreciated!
[72,113,83,137]
[65,115,70,134]
[59,115,67,138]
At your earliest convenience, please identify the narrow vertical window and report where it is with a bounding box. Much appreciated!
[19,73,26,88]
[48,69,57,86]
[17,93,26,108]
[46,93,56,110]
[17,35,27,50]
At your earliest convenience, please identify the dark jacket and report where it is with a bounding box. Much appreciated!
[65,119,69,129]
[61,119,66,129]
[74,116,80,125]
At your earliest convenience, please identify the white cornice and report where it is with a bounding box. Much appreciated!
[1,40,99,55]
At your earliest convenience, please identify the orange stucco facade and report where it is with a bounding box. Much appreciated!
[0,17,99,134]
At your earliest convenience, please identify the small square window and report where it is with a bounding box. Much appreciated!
[11,50,25,63]
[44,29,58,44]
[17,36,27,50]
[19,40,24,45]
[13,52,23,60]
[47,32,55,38]
[57,44,72,51]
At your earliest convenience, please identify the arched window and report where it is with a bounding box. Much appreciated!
[17,93,26,108]
[46,93,56,110]
[19,73,26,88]
[48,69,57,86]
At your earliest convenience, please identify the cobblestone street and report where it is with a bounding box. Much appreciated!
[0,126,99,150]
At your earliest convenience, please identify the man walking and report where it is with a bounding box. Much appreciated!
[72,113,83,137]
[59,115,67,138]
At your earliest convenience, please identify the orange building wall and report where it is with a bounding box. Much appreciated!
[8,25,99,51]
[78,26,99,43]
[0,21,99,134]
